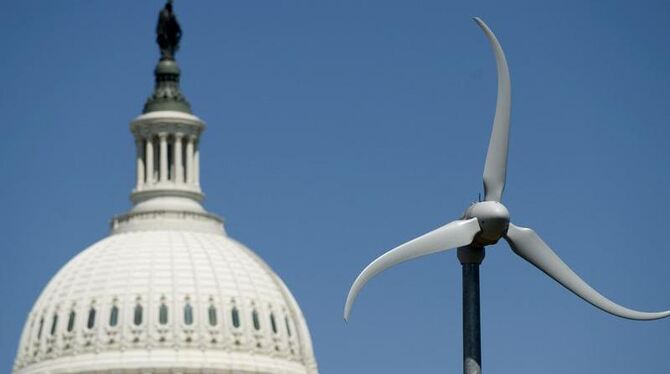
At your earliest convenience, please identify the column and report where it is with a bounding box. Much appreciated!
[135,137,145,190]
[159,133,168,183]
[458,246,485,374]
[174,134,183,184]
[145,137,154,185]
[194,141,200,187]
[186,135,195,185]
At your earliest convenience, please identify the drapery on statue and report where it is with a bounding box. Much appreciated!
[156,0,182,60]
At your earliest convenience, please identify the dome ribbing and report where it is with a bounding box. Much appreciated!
[14,231,317,373]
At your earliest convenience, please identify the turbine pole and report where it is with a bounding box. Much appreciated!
[458,245,485,374]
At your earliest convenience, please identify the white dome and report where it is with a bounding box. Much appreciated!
[14,5,320,371]
[13,226,318,373]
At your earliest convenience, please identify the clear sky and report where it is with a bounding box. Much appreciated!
[1,1,669,373]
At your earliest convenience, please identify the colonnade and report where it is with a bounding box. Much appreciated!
[135,133,200,190]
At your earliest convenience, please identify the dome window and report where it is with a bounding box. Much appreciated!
[133,304,143,326]
[87,308,96,329]
[231,307,240,328]
[109,305,119,327]
[37,317,44,339]
[208,305,217,326]
[184,303,194,325]
[285,316,292,337]
[270,313,278,334]
[159,303,168,325]
[50,314,58,336]
[67,311,76,332]
[252,310,261,331]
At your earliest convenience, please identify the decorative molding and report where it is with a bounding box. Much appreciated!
[110,210,223,234]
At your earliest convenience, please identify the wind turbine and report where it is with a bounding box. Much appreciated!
[343,17,670,374]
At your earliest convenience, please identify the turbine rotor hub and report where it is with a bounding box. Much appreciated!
[465,201,510,246]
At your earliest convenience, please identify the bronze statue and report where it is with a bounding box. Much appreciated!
[156,0,182,60]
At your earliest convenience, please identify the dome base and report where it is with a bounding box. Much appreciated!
[15,348,310,374]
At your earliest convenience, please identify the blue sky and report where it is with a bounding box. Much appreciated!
[1,1,669,373]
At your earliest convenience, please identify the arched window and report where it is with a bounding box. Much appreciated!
[167,136,174,181]
[87,308,96,329]
[159,303,168,325]
[152,137,160,181]
[133,304,143,326]
[67,311,76,332]
[184,303,193,325]
[270,313,278,334]
[231,307,240,328]
[37,317,44,339]
[208,305,217,326]
[252,310,261,331]
[109,305,119,327]
[285,316,292,337]
[50,313,59,336]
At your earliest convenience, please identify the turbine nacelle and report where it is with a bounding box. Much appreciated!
[464,201,510,246]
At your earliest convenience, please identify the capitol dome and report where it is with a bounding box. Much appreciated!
[13,3,318,373]
[13,228,317,374]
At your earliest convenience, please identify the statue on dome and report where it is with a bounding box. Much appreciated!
[156,0,182,60]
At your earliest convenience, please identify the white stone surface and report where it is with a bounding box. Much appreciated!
[14,229,318,374]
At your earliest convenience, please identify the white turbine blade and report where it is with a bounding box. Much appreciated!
[474,17,511,202]
[344,218,481,321]
[505,223,670,320]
